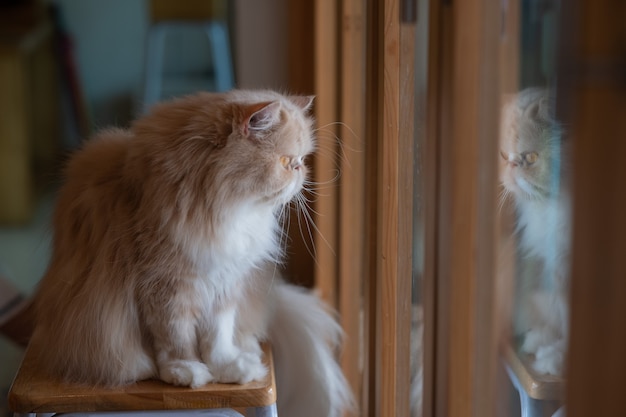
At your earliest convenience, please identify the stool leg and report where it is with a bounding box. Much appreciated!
[245,403,278,417]
[204,22,235,91]
[143,23,168,110]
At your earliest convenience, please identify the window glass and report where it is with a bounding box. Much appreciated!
[496,1,568,416]
[411,0,430,416]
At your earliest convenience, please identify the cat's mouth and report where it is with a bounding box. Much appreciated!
[261,176,304,206]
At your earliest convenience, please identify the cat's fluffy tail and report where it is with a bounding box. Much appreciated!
[269,283,355,417]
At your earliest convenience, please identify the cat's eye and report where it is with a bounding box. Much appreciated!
[523,152,538,165]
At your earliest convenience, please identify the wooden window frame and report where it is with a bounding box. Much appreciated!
[300,1,626,416]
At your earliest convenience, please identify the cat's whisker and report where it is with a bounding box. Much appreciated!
[290,195,318,262]
[302,184,337,196]
[294,193,336,258]
[497,186,512,214]
[314,123,364,174]
[296,194,325,218]
[313,121,364,153]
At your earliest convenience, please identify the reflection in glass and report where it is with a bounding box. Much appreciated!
[497,1,568,416]
[411,0,430,416]
[500,87,569,376]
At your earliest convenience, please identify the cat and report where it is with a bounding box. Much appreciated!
[499,87,570,377]
[31,89,354,417]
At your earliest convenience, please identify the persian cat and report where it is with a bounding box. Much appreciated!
[499,87,570,376]
[32,90,353,417]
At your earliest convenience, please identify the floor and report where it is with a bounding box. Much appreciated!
[0,190,55,416]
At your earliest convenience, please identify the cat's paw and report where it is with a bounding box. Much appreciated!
[532,340,566,376]
[211,351,268,384]
[520,327,553,354]
[159,359,214,388]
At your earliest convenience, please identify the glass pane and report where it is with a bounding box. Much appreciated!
[496,1,568,416]
[411,0,430,416]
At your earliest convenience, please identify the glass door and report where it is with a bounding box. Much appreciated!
[495,1,568,416]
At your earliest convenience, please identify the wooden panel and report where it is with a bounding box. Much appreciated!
[362,1,382,415]
[338,0,367,414]
[283,2,316,288]
[561,1,626,416]
[313,0,340,305]
[421,0,443,414]
[375,0,413,416]
[288,2,315,95]
[439,0,502,416]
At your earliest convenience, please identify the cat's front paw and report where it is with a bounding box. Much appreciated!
[532,340,566,376]
[160,359,214,388]
[211,351,268,384]
[520,327,553,354]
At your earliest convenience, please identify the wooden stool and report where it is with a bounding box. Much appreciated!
[142,0,234,110]
[503,343,564,417]
[8,343,277,417]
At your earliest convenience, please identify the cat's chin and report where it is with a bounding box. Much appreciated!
[262,183,303,206]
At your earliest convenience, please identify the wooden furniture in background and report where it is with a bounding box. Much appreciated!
[0,8,60,224]
[9,343,277,417]
[143,0,234,109]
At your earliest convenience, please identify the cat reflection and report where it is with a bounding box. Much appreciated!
[499,87,571,377]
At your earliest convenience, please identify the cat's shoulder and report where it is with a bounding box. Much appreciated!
[64,128,133,183]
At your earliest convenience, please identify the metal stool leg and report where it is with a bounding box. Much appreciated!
[204,22,234,91]
[143,23,167,110]
[245,404,278,417]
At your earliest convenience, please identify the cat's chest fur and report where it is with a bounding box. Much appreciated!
[515,194,571,282]
[176,204,279,292]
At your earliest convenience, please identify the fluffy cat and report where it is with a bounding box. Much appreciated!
[32,90,353,417]
[499,87,570,376]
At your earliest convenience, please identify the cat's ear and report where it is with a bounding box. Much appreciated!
[288,95,315,112]
[524,95,551,122]
[242,101,282,135]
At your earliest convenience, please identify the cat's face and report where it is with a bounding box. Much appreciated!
[225,92,316,206]
[499,89,561,202]
[132,90,315,210]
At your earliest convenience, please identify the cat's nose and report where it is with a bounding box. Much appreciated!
[500,150,519,167]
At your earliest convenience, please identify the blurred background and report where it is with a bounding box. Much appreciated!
[0,1,310,413]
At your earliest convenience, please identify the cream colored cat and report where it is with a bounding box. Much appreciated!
[32,90,353,417]
[499,87,570,376]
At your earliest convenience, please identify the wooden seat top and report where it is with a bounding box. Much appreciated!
[8,343,276,414]
[503,342,565,401]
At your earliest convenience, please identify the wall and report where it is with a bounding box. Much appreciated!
[233,0,288,90]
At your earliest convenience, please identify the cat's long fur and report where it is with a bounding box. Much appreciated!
[32,90,353,417]
[499,87,570,376]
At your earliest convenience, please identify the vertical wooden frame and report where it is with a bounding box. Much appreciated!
[373,0,413,415]
[437,0,502,416]
[559,1,626,416]
[338,0,367,414]
[313,0,340,305]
